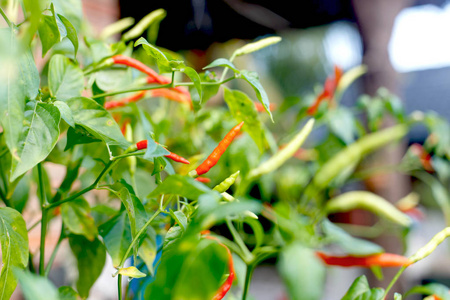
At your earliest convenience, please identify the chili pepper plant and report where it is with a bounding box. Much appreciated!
[1,2,450,300]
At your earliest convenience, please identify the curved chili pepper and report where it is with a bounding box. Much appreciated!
[190,122,244,177]
[307,65,343,115]
[112,55,161,82]
[316,252,412,268]
[195,177,211,183]
[135,140,190,164]
[149,88,191,104]
[203,235,235,300]
[105,91,147,110]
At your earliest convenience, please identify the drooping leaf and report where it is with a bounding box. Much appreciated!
[10,101,61,181]
[182,67,202,111]
[0,207,29,300]
[48,54,84,100]
[57,14,78,56]
[54,100,75,127]
[115,187,147,238]
[38,7,61,57]
[68,235,106,298]
[224,87,266,151]
[14,269,59,300]
[135,37,177,73]
[240,70,273,121]
[99,212,132,267]
[52,0,83,31]
[118,266,147,278]
[61,198,98,241]
[278,243,326,300]
[65,97,130,149]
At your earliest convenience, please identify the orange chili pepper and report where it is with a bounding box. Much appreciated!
[410,143,434,172]
[135,140,190,164]
[254,102,276,112]
[316,252,412,268]
[195,177,211,183]
[190,122,244,177]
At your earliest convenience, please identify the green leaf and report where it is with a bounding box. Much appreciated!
[327,107,356,144]
[341,275,384,300]
[321,220,384,256]
[65,97,130,149]
[61,198,98,241]
[138,236,157,275]
[0,207,29,300]
[240,70,273,121]
[278,243,325,300]
[10,101,61,181]
[182,67,202,111]
[69,235,106,298]
[52,0,83,31]
[148,174,213,200]
[118,266,147,278]
[99,212,132,267]
[54,100,75,127]
[58,286,80,300]
[134,37,173,73]
[65,125,102,150]
[14,269,59,300]
[224,87,266,151]
[199,71,220,103]
[57,14,78,56]
[405,283,450,300]
[38,7,61,57]
[0,29,39,160]
[244,217,264,249]
[393,293,402,300]
[143,137,170,161]
[203,58,240,73]
[48,54,84,100]
[115,187,147,238]
[144,237,229,300]
[163,225,184,249]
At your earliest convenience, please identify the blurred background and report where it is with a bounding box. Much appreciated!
[21,0,450,299]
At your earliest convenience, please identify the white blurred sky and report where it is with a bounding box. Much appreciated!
[323,2,450,73]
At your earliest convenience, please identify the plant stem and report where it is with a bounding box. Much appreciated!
[383,266,407,298]
[44,223,65,276]
[0,186,6,204]
[39,209,48,276]
[0,7,12,28]
[241,263,255,300]
[92,84,172,99]
[27,218,41,231]
[118,274,123,300]
[226,218,253,262]
[118,208,163,268]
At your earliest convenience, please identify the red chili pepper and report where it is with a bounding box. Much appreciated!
[112,55,161,82]
[105,91,147,110]
[203,234,235,300]
[191,122,244,177]
[195,177,211,183]
[316,252,412,268]
[410,143,433,172]
[307,65,343,115]
[120,118,131,136]
[135,140,190,164]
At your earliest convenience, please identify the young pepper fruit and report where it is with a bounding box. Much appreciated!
[135,140,190,164]
[316,252,412,268]
[189,122,244,177]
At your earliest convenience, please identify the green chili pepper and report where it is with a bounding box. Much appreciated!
[409,227,450,263]
[213,171,240,193]
[325,191,412,227]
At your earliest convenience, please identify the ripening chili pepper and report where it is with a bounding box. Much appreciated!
[315,252,412,268]
[410,143,434,172]
[307,65,343,115]
[135,140,190,164]
[195,177,211,183]
[189,122,244,177]
[203,234,235,300]
[105,91,147,110]
[120,119,131,136]
[112,55,161,82]
[213,171,240,193]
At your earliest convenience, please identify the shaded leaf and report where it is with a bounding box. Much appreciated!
[14,269,59,300]
[48,54,84,100]
[99,212,132,267]
[61,198,98,241]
